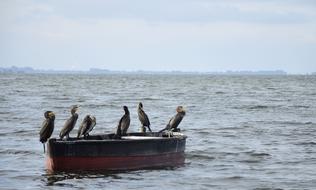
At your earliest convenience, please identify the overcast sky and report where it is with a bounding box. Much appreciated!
[1,0,315,73]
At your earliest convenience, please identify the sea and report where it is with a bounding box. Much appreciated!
[0,73,315,190]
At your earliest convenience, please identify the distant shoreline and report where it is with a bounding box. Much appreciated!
[0,66,290,75]
[0,66,315,75]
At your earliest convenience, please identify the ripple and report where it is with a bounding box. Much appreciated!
[225,176,244,180]
[0,149,35,156]
[186,153,215,161]
[238,159,262,163]
[291,105,310,109]
[250,153,271,157]
[295,142,316,146]
[249,105,269,109]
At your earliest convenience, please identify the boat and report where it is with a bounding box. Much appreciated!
[46,132,187,171]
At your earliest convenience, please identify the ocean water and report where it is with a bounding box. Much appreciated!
[0,73,315,190]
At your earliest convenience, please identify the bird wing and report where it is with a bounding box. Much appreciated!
[60,115,78,138]
[40,119,54,143]
[143,111,150,126]
[120,115,131,135]
[40,119,49,135]
[81,120,91,136]
[138,109,150,126]
[39,119,49,142]
[87,120,96,134]
[169,113,183,129]
[166,116,175,129]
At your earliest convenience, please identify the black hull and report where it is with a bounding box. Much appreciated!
[46,132,187,171]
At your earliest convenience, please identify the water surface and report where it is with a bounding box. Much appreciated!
[0,74,315,189]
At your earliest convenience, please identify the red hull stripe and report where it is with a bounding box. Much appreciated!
[46,152,185,171]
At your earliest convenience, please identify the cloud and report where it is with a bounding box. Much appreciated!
[0,0,315,73]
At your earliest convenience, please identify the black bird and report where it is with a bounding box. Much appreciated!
[116,106,130,136]
[77,115,96,138]
[159,106,186,133]
[137,102,152,133]
[59,105,79,140]
[39,111,55,153]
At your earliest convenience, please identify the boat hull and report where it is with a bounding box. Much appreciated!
[46,152,184,171]
[46,133,186,171]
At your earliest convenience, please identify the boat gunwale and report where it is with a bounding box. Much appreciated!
[49,133,187,144]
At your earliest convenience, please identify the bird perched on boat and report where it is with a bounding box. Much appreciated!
[116,106,130,137]
[137,102,152,133]
[86,115,96,135]
[77,115,96,138]
[39,111,55,153]
[159,106,186,133]
[59,105,79,140]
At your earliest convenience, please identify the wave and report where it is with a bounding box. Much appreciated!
[225,176,244,180]
[238,159,262,163]
[253,188,284,190]
[278,121,314,125]
[186,153,215,161]
[186,150,216,161]
[249,105,269,109]
[295,142,316,146]
[290,105,310,109]
[195,131,211,135]
[0,149,34,155]
[233,105,282,110]
[142,97,163,101]
[249,153,271,157]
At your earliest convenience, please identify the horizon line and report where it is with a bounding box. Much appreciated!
[0,66,315,75]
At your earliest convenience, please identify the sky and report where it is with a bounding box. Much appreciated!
[0,0,316,74]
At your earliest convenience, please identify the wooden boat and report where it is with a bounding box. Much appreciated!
[46,132,187,171]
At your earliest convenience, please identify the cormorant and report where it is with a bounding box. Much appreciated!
[86,116,96,135]
[137,102,152,133]
[39,111,55,153]
[116,106,130,136]
[159,106,186,133]
[59,105,79,140]
[77,115,96,138]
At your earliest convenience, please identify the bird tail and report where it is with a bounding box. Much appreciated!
[77,132,81,138]
[43,143,46,153]
[158,129,165,133]
[159,127,167,133]
[147,126,152,132]
[159,124,170,133]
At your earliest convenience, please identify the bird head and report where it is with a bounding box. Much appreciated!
[138,102,143,109]
[48,111,55,119]
[44,111,50,118]
[176,106,186,114]
[44,111,55,118]
[123,106,129,114]
[84,114,90,121]
[70,105,80,114]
